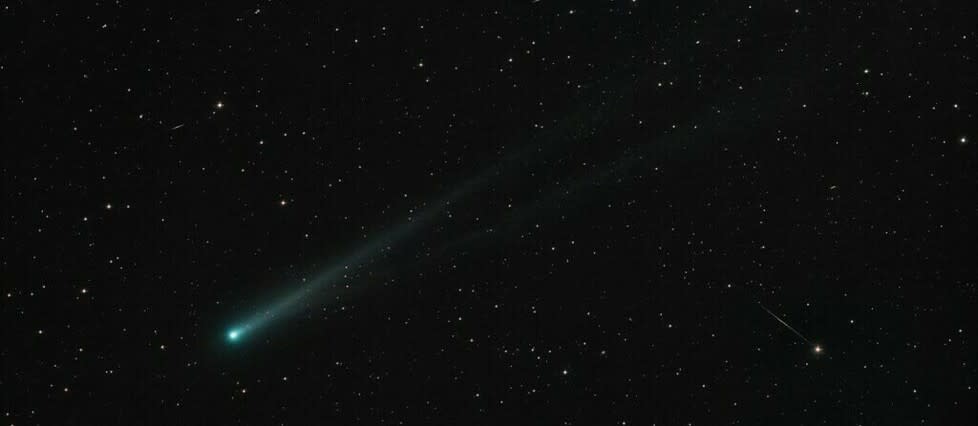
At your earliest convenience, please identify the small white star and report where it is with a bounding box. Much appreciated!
[813,345,823,354]
[216,101,224,109]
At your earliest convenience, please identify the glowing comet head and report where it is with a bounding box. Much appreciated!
[227,329,242,342]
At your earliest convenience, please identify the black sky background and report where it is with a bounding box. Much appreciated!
[3,1,976,424]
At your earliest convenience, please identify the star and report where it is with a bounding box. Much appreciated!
[813,345,823,354]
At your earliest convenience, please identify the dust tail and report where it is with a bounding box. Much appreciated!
[759,302,812,345]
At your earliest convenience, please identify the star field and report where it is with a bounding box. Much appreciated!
[3,1,976,424]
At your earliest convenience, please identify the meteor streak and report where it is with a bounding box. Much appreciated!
[759,302,813,345]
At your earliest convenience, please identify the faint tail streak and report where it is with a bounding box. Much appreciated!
[759,302,812,345]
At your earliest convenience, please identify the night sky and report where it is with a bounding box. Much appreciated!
[4,1,977,424]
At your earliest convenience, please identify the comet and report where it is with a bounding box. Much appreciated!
[222,64,792,346]
[219,67,650,344]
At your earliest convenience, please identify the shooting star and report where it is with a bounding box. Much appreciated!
[170,123,185,130]
[759,302,822,354]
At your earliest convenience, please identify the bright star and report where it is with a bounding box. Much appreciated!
[813,345,823,354]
